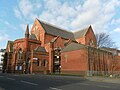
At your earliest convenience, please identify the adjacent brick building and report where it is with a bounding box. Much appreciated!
[0,49,5,70]
[61,43,113,76]
[4,18,120,76]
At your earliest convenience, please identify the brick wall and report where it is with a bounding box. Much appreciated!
[87,47,113,75]
[32,51,49,74]
[61,48,88,75]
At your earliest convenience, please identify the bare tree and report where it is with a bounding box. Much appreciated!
[96,32,116,48]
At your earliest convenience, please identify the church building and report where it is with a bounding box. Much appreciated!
[4,18,120,76]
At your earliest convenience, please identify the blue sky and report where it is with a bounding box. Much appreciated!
[0,0,120,49]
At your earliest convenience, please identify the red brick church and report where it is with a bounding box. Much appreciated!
[3,18,120,76]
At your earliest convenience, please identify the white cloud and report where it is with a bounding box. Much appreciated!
[39,0,78,30]
[71,0,120,32]
[19,0,32,17]
[14,0,41,21]
[14,0,120,34]
[14,7,22,20]
[111,18,120,25]
[14,0,42,30]
[113,28,120,33]
[116,18,120,24]
[38,0,120,33]
[110,27,120,49]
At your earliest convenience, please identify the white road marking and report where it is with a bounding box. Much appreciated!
[6,77,15,80]
[79,83,89,85]
[20,80,38,86]
[0,76,4,78]
[14,74,19,76]
[49,87,62,90]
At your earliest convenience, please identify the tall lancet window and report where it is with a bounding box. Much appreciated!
[89,39,94,47]
[18,48,23,60]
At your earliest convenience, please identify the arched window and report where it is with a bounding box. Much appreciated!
[18,48,23,60]
[89,39,94,47]
[43,60,47,67]
[37,60,40,66]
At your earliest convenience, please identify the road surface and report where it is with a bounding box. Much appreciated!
[0,73,120,90]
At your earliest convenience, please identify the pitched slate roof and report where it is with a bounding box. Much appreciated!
[73,27,89,39]
[29,34,37,40]
[37,19,75,41]
[35,46,46,52]
[61,43,86,52]
[7,41,14,52]
[36,19,91,41]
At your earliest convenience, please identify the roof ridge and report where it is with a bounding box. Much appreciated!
[37,19,72,33]
[73,26,90,33]
[37,18,91,34]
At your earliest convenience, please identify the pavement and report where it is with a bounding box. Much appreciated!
[1,73,120,90]
[86,76,120,84]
